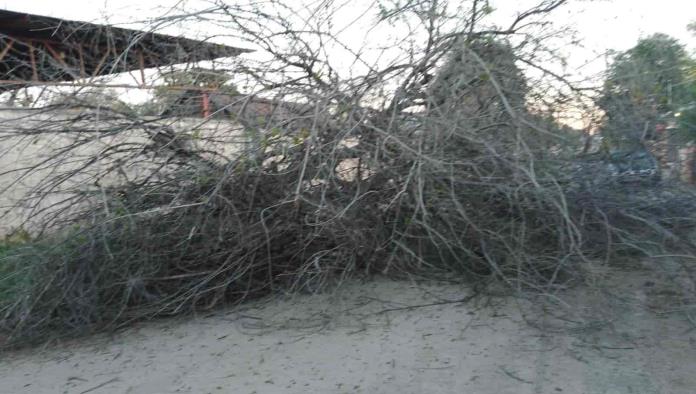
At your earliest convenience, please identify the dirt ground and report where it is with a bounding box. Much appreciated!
[1,268,695,394]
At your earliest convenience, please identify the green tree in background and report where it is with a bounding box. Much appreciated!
[598,34,696,149]
[138,68,238,116]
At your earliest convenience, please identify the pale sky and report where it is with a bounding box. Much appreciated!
[1,0,694,81]
[1,0,694,123]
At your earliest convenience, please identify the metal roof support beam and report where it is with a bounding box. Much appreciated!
[27,41,38,81]
[0,39,14,62]
[91,50,111,78]
[42,42,79,79]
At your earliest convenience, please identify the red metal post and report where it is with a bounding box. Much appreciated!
[202,91,211,118]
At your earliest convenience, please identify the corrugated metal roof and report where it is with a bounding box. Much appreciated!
[0,9,250,89]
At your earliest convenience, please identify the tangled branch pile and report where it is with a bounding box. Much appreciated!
[1,0,695,347]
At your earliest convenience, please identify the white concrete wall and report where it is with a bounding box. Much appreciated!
[0,107,247,236]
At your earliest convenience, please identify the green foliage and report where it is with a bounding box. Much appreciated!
[156,68,238,97]
[598,34,696,148]
[0,231,34,312]
[139,68,239,116]
[677,60,696,139]
[47,88,136,114]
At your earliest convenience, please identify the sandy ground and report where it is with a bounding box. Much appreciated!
[1,270,695,394]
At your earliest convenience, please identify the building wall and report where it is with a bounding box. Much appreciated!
[0,108,247,237]
[646,125,696,184]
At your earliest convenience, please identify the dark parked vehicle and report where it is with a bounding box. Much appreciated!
[606,149,661,185]
[565,147,661,191]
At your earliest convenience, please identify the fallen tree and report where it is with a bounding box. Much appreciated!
[1,0,695,347]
